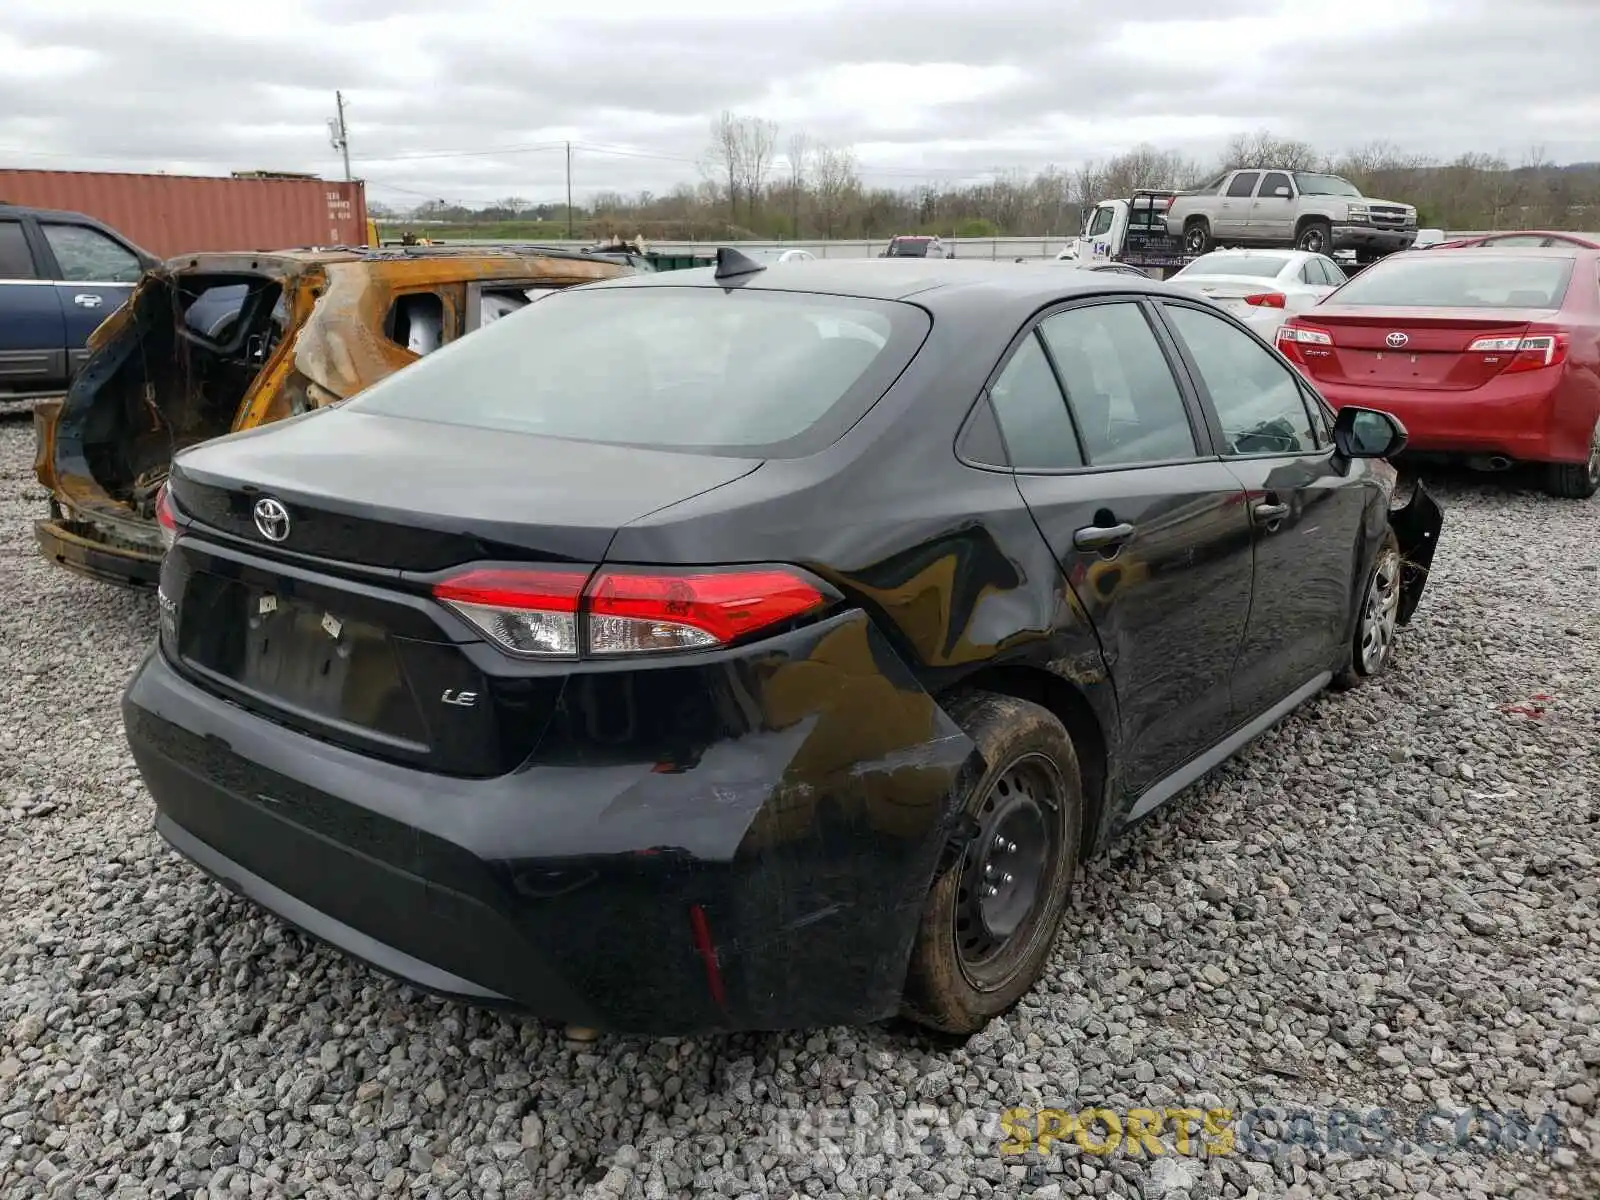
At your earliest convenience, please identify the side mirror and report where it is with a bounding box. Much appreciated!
[1273,186,1291,198]
[1333,406,1407,459]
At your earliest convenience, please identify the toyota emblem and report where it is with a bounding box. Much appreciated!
[252,497,291,542]
[1385,331,1409,348]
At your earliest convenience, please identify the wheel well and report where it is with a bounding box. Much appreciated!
[943,665,1109,861]
[1184,215,1208,230]
[1296,214,1331,233]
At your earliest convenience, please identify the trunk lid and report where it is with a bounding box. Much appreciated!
[169,407,763,571]
[161,409,763,777]
[1288,306,1549,391]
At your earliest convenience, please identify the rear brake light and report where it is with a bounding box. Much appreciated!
[1244,291,1286,308]
[155,482,179,551]
[432,565,833,659]
[1466,332,1568,373]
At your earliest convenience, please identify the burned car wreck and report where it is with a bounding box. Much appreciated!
[33,245,630,586]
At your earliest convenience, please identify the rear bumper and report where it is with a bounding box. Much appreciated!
[35,512,162,587]
[123,612,977,1035]
[1319,383,1581,463]
[1331,225,1416,254]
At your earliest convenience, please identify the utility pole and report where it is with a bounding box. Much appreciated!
[328,91,351,182]
[565,141,574,239]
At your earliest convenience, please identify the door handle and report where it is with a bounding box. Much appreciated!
[1073,522,1136,551]
[72,294,103,308]
[1252,501,1291,524]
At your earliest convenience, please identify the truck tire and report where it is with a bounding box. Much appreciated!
[900,690,1084,1036]
[1183,218,1213,256]
[1297,220,1333,254]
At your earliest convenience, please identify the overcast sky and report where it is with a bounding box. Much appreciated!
[2,0,1596,209]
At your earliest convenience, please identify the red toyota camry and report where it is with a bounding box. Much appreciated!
[1277,247,1600,499]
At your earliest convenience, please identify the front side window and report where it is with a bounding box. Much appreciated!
[1260,172,1293,198]
[40,223,143,282]
[1086,207,1115,237]
[1039,302,1198,466]
[347,285,928,457]
[1163,303,1317,456]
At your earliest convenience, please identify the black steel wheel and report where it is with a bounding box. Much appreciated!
[901,690,1083,1035]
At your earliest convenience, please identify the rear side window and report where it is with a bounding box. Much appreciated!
[1040,302,1199,466]
[987,333,1083,470]
[0,221,37,278]
[1327,256,1575,308]
[346,286,929,458]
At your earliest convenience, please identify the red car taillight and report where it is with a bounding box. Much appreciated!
[1244,291,1287,308]
[1465,330,1569,374]
[155,482,179,551]
[432,564,832,659]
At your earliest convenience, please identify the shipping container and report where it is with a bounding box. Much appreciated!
[0,169,368,258]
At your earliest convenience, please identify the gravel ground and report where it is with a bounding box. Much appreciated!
[0,413,1596,1200]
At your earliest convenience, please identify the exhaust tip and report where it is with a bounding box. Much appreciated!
[1466,455,1514,472]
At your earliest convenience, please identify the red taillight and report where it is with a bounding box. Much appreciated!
[432,564,831,659]
[1244,291,1287,308]
[1465,331,1569,374]
[155,482,179,550]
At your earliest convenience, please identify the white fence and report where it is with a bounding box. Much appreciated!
[451,232,1509,259]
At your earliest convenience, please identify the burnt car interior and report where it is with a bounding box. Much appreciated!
[72,272,285,518]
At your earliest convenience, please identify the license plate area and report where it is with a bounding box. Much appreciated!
[178,573,430,749]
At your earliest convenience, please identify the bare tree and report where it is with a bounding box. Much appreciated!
[786,133,811,237]
[735,117,779,225]
[812,143,859,238]
[1221,128,1320,171]
[700,111,743,221]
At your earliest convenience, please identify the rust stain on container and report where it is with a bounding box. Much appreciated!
[0,169,368,258]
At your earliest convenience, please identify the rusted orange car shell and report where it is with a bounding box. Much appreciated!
[34,245,629,587]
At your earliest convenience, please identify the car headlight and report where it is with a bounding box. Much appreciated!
[1346,204,1369,222]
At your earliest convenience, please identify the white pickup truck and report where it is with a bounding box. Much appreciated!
[1162,168,1418,262]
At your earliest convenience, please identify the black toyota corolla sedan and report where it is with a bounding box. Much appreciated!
[124,253,1443,1037]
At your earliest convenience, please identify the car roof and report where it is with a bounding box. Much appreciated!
[583,256,1176,315]
[0,202,107,224]
[1390,244,1593,260]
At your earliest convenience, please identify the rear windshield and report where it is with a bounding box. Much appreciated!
[1325,255,1576,308]
[888,239,932,257]
[343,285,930,457]
[1180,254,1289,279]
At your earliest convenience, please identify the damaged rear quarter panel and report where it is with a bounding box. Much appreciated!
[409,610,979,1032]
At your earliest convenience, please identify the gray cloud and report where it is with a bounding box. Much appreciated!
[2,0,1596,208]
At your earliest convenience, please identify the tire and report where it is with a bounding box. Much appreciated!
[901,690,1083,1036]
[1333,528,1402,690]
[1183,219,1213,256]
[1543,419,1600,499]
[1297,220,1333,255]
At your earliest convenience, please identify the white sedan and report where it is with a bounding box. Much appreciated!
[1166,249,1347,336]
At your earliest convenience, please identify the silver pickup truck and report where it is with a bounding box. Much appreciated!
[1164,168,1418,262]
